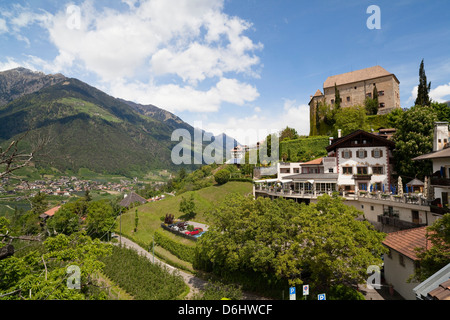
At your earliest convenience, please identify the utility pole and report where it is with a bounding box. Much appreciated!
[119,208,122,246]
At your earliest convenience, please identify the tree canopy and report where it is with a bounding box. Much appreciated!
[412,213,450,282]
[194,194,387,296]
[393,105,438,179]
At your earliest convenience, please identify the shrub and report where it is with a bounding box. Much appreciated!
[214,169,230,185]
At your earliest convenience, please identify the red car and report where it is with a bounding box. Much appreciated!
[185,227,203,236]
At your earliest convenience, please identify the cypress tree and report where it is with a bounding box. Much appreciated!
[334,83,341,109]
[415,59,431,107]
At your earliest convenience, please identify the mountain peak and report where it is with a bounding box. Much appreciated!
[0,67,67,106]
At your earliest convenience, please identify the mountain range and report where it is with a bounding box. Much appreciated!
[0,68,238,177]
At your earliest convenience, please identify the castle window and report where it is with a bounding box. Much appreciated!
[378,91,385,96]
[366,93,372,98]
[379,103,385,108]
[346,96,351,102]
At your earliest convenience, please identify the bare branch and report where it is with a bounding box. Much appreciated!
[0,130,52,179]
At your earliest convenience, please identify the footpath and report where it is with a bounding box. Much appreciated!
[116,235,267,300]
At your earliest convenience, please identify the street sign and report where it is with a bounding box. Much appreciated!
[318,293,326,300]
[289,287,296,300]
[303,285,309,296]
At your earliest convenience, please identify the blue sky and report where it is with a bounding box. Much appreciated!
[1,0,449,144]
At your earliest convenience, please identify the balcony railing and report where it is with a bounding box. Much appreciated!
[353,174,372,180]
[430,177,450,187]
[430,205,450,215]
[377,214,427,230]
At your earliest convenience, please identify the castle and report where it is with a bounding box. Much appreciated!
[309,66,401,134]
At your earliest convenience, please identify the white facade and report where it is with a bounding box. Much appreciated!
[277,162,302,179]
[384,249,420,300]
[337,146,391,192]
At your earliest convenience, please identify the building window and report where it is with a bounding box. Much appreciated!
[331,99,335,105]
[346,96,351,102]
[342,150,352,159]
[372,166,384,175]
[343,167,353,175]
[359,182,367,190]
[294,168,299,173]
[357,150,367,159]
[371,206,374,211]
[357,167,368,175]
[379,103,385,108]
[399,254,405,267]
[366,93,372,98]
[372,149,383,158]
[378,91,385,96]
[329,168,334,173]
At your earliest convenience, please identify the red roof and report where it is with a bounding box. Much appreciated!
[382,227,433,260]
[302,157,323,165]
[44,206,61,217]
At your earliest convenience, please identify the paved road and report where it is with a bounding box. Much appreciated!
[117,235,268,300]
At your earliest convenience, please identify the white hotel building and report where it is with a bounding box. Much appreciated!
[254,129,441,232]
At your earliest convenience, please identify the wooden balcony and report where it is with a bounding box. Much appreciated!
[353,174,372,180]
[430,177,450,187]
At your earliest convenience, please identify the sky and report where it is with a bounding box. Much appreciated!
[0,0,450,145]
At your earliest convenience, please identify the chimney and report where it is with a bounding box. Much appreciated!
[329,137,334,145]
[338,129,342,138]
[434,122,449,151]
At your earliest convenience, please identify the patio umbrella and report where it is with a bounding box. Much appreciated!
[382,184,385,193]
[406,184,409,194]
[370,184,373,192]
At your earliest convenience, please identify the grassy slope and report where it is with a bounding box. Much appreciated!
[116,181,253,250]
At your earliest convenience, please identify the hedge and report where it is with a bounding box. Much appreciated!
[155,228,196,263]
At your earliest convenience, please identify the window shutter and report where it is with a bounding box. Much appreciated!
[380,150,383,157]
[371,150,374,157]
[364,151,367,158]
[349,151,352,158]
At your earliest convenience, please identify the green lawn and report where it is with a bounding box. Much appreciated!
[116,181,253,262]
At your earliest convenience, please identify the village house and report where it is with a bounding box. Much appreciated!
[382,226,431,300]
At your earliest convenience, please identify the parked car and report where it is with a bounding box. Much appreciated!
[185,227,203,236]
[194,231,206,238]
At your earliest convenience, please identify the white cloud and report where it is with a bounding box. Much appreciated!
[407,83,450,105]
[430,83,450,103]
[203,99,310,145]
[0,57,22,71]
[108,77,259,113]
[25,0,262,113]
[0,18,8,34]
